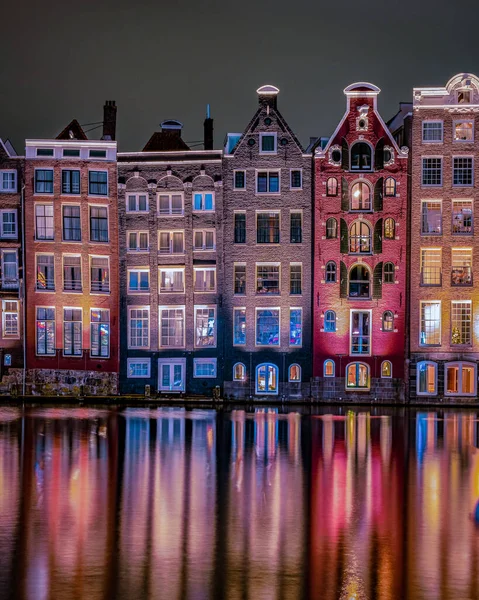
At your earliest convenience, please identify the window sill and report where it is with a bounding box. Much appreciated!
[128,291,150,295]
[36,289,55,293]
[35,239,55,242]
[63,289,83,294]
[419,344,441,347]
[90,291,111,296]
[157,213,185,217]
[255,193,281,196]
[61,193,81,197]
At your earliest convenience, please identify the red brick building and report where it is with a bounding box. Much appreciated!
[312,83,409,401]
[409,73,479,400]
[24,105,119,394]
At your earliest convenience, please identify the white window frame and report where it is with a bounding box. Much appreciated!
[453,119,474,142]
[192,191,215,213]
[255,307,280,347]
[289,307,303,348]
[158,230,185,255]
[290,169,303,190]
[421,156,443,187]
[256,261,281,295]
[36,252,55,291]
[0,170,17,193]
[233,170,246,190]
[233,307,246,346]
[62,254,82,292]
[256,170,281,195]
[62,307,83,358]
[34,203,54,241]
[324,359,335,377]
[90,308,110,358]
[422,120,443,143]
[419,300,441,346]
[452,199,474,235]
[451,300,472,345]
[157,358,186,392]
[421,199,442,235]
[349,309,372,356]
[159,306,185,348]
[89,255,110,294]
[194,305,217,348]
[35,306,56,356]
[158,267,185,294]
[126,192,149,213]
[416,361,438,396]
[259,132,277,154]
[127,358,151,378]
[444,361,477,397]
[193,229,216,251]
[193,267,216,293]
[157,191,184,216]
[255,363,279,395]
[128,306,150,349]
[127,230,149,252]
[193,358,217,378]
[0,209,17,238]
[2,300,19,339]
[127,268,150,294]
[1,250,18,290]
[88,169,108,197]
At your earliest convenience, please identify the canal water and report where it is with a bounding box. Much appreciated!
[0,406,479,600]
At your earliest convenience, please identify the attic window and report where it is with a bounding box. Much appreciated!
[264,117,272,126]
[89,150,107,159]
[36,148,54,157]
[280,138,288,146]
[457,90,471,104]
[63,149,80,157]
[260,133,277,154]
[247,138,255,146]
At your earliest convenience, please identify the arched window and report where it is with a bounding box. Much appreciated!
[351,142,372,171]
[381,360,392,378]
[325,261,337,283]
[349,221,371,253]
[346,362,370,389]
[384,262,395,283]
[289,364,301,382]
[326,218,338,239]
[349,264,371,298]
[324,310,336,332]
[326,177,338,196]
[445,362,477,396]
[382,311,394,331]
[256,363,279,394]
[324,359,335,377]
[417,361,437,395]
[384,218,396,239]
[233,362,246,381]
[384,177,396,196]
[350,182,371,211]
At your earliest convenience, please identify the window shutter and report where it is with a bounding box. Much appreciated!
[341,138,349,170]
[374,178,383,212]
[375,138,384,170]
[374,218,383,254]
[340,219,348,254]
[341,177,349,211]
[340,261,347,298]
[373,262,383,299]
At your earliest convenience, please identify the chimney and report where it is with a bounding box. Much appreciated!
[256,85,279,110]
[204,104,214,150]
[102,100,117,141]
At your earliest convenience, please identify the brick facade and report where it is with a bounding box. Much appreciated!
[117,121,223,396]
[222,86,312,400]
[24,134,119,395]
[313,83,409,402]
[409,73,479,400]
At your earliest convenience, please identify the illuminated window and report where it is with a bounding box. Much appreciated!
[324,360,335,377]
[452,200,473,234]
[445,362,476,396]
[420,301,441,345]
[350,142,372,170]
[325,261,336,283]
[381,360,392,378]
[63,255,82,292]
[159,268,185,293]
[194,306,216,348]
[193,358,217,378]
[384,218,395,239]
[349,221,371,254]
[90,257,110,293]
[257,212,280,243]
[128,307,149,349]
[256,263,280,294]
[348,265,370,298]
[350,311,370,355]
[420,248,442,285]
[36,307,55,355]
[159,307,184,348]
[194,267,216,292]
[289,364,301,382]
[36,254,55,291]
[256,309,280,346]
[90,309,110,358]
[326,177,338,196]
[233,308,246,345]
[417,361,437,395]
[324,310,336,332]
[384,177,396,196]
[454,120,473,142]
[234,264,246,295]
[451,248,472,286]
[346,362,370,390]
[382,310,394,331]
[127,359,150,378]
[233,363,246,381]
[350,182,371,210]
[256,363,278,394]
[63,308,82,356]
[326,218,337,239]
[457,90,471,104]
[451,300,471,345]
[290,308,302,346]
[158,230,184,254]
[2,301,19,339]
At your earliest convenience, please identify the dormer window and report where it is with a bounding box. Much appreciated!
[260,133,277,154]
[350,142,372,171]
[457,90,471,104]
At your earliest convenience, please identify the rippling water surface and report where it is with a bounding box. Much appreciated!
[1,405,479,600]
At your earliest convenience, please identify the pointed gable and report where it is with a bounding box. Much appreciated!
[56,119,88,141]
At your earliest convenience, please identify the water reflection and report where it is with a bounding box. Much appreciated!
[0,407,479,599]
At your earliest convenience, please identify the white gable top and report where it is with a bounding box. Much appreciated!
[256,85,280,95]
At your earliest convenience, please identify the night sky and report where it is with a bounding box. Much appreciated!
[2,0,479,153]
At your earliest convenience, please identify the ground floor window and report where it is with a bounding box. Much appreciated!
[158,358,186,392]
[256,363,278,394]
[445,362,476,396]
[63,308,82,356]
[36,307,55,355]
[2,300,19,338]
[417,361,437,395]
[193,358,217,378]
[127,358,151,378]
[346,362,370,390]
[233,363,246,381]
[90,309,109,357]
[324,359,335,377]
[289,364,301,382]
[381,360,392,378]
